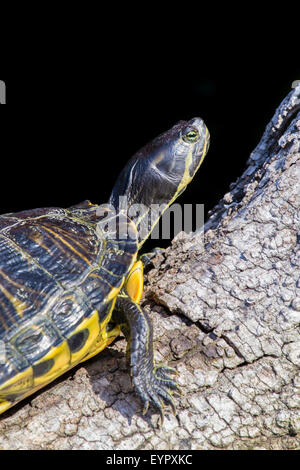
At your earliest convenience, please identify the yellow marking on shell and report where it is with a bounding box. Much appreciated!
[41,225,91,265]
[72,263,134,365]
[105,274,126,303]
[0,308,120,415]
[33,341,71,386]
[82,275,130,363]
[125,260,144,304]
[0,358,70,415]
[46,224,95,251]
[80,324,121,362]
[105,285,121,302]
[0,233,62,292]
[99,297,118,343]
[29,230,58,257]
[0,366,33,398]
[0,315,104,415]
[69,310,100,364]
[0,297,14,330]
[0,400,12,414]
[0,343,70,413]
[0,284,28,318]
[80,291,122,363]
[0,268,47,298]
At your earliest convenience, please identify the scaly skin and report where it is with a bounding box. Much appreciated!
[114,294,180,424]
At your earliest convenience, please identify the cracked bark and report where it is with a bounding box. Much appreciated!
[0,86,299,450]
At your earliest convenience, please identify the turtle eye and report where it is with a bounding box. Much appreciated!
[182,128,199,143]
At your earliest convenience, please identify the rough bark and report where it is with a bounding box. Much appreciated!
[0,86,299,450]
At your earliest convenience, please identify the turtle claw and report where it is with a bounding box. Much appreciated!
[115,296,181,425]
[133,364,180,424]
[155,365,179,377]
[142,401,149,415]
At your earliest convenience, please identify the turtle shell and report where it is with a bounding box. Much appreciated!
[0,201,137,413]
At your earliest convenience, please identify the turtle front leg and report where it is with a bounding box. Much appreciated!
[113,295,180,424]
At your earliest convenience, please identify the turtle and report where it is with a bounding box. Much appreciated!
[0,117,209,421]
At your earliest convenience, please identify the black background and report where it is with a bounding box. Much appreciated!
[1,57,299,250]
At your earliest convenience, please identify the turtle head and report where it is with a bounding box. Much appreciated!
[109,117,210,245]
